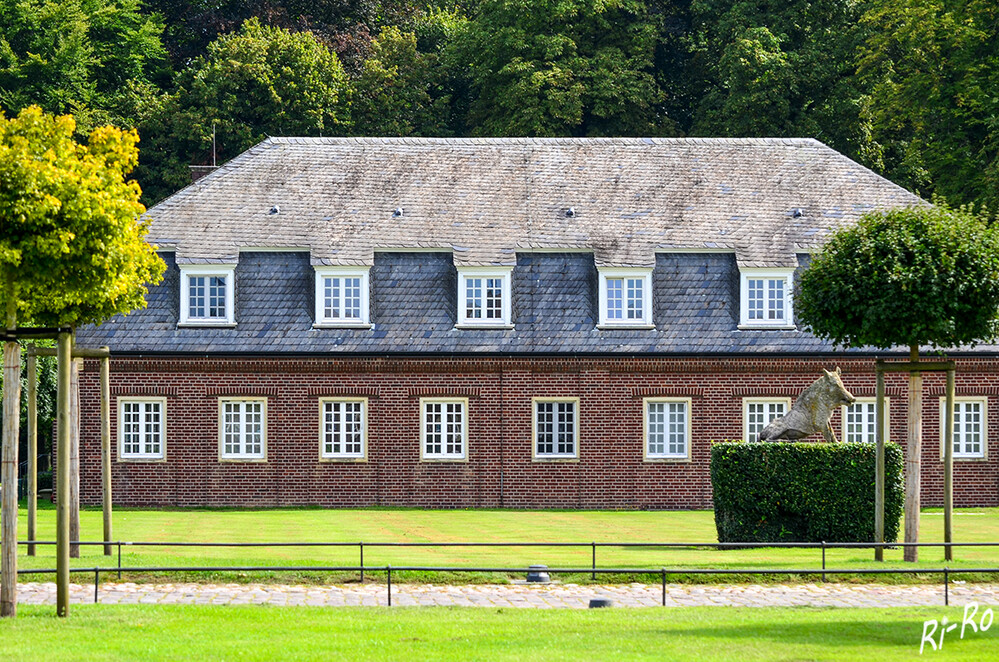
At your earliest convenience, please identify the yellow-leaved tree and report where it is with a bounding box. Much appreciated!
[0,106,165,618]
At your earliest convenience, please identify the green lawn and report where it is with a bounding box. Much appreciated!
[14,503,999,583]
[2,605,992,661]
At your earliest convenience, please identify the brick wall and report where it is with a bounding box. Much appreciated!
[74,355,999,509]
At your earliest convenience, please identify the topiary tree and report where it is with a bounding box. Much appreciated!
[797,203,999,562]
[0,105,165,617]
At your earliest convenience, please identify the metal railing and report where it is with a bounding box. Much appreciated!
[12,538,999,607]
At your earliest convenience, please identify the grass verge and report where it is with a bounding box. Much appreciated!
[2,605,992,661]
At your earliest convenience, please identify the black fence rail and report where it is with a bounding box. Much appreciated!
[15,563,999,608]
[14,538,999,584]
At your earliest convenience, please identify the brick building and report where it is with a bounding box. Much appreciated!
[75,137,999,508]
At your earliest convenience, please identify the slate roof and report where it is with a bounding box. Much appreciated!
[145,137,922,269]
[77,250,885,355]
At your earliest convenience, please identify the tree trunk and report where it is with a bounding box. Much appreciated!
[904,344,922,563]
[27,352,36,557]
[1,276,20,618]
[100,351,112,556]
[69,354,81,558]
[56,332,71,617]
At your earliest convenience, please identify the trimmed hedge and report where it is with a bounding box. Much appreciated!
[711,441,904,543]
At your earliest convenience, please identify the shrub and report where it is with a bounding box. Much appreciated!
[710,441,904,543]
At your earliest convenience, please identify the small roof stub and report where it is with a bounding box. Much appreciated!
[147,137,922,268]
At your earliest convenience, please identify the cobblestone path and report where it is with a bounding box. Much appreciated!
[17,582,999,608]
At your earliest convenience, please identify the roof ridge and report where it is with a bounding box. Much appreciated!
[263,136,826,147]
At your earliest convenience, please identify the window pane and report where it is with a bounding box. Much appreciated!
[626,278,643,319]
[747,401,785,442]
[536,401,575,456]
[845,402,877,444]
[465,278,482,319]
[747,279,764,320]
[208,277,226,318]
[606,279,623,319]
[343,277,362,319]
[767,279,785,321]
[189,276,206,318]
[485,278,503,319]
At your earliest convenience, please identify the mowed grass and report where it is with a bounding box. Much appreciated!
[2,605,993,661]
[15,502,999,583]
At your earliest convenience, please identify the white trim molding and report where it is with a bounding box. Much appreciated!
[420,397,469,461]
[940,396,988,460]
[179,264,236,326]
[314,266,371,328]
[643,397,692,462]
[532,397,580,460]
[319,397,368,461]
[738,267,795,329]
[597,268,653,328]
[742,397,792,442]
[117,397,167,461]
[218,397,268,461]
[842,397,890,444]
[456,267,513,328]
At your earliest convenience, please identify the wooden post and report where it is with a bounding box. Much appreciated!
[69,354,81,558]
[944,368,955,561]
[56,332,71,617]
[27,352,37,557]
[100,349,112,556]
[904,346,922,563]
[875,367,885,562]
[1,280,20,618]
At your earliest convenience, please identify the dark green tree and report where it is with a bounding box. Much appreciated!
[133,17,350,203]
[797,204,999,561]
[688,0,872,162]
[0,0,168,131]
[858,0,999,208]
[455,0,671,136]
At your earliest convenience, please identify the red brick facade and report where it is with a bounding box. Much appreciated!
[76,355,999,509]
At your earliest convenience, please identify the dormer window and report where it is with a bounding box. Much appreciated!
[739,268,795,329]
[179,265,235,326]
[598,268,653,328]
[314,267,370,327]
[457,267,512,328]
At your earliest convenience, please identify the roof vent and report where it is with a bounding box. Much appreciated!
[792,208,804,218]
[565,207,576,218]
[269,205,280,215]
[393,207,404,217]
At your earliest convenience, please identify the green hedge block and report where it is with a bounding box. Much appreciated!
[710,441,904,543]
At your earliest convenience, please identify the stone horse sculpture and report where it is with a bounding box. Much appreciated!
[757,367,856,443]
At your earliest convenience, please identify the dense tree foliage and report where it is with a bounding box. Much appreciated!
[798,205,999,351]
[1,0,995,207]
[0,0,168,131]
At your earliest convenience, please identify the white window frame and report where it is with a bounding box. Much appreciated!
[117,397,166,460]
[420,398,468,461]
[532,397,580,460]
[179,265,236,326]
[218,397,267,461]
[319,398,368,460]
[314,267,371,328]
[644,397,692,461]
[842,398,891,444]
[456,267,513,328]
[739,268,795,329]
[743,397,792,442]
[940,397,987,460]
[597,268,653,328]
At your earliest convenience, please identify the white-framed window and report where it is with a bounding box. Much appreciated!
[739,268,794,328]
[644,398,691,461]
[743,397,791,442]
[420,398,467,460]
[219,398,266,460]
[940,397,987,459]
[598,268,653,328]
[179,265,235,325]
[320,398,367,460]
[533,398,579,459]
[457,267,513,327]
[118,398,166,460]
[314,267,370,327]
[842,398,890,444]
